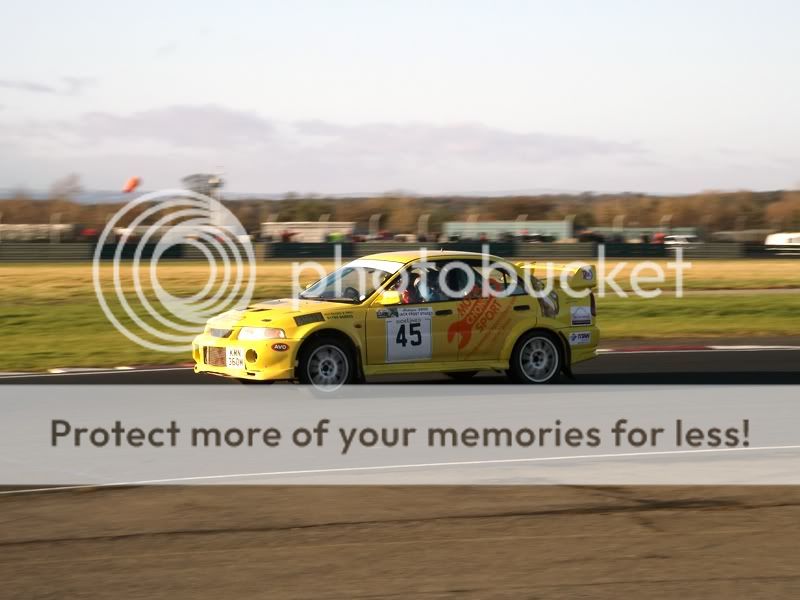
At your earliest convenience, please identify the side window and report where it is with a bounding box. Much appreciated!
[388,259,528,304]
[468,261,527,297]
[473,265,514,296]
[389,260,483,304]
[439,260,476,300]
[388,263,451,305]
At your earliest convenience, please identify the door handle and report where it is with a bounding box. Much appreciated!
[514,305,531,312]
[435,309,453,316]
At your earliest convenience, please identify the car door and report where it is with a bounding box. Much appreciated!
[449,261,523,362]
[365,262,462,365]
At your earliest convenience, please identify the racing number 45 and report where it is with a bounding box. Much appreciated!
[395,322,422,347]
[385,309,432,363]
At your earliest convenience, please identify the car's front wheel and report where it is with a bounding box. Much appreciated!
[298,337,354,389]
[507,331,562,384]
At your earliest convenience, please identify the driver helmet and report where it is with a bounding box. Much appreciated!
[416,270,440,303]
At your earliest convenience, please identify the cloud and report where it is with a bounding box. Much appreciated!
[294,120,642,164]
[2,105,637,159]
[0,77,95,96]
[62,77,96,95]
[155,42,178,57]
[0,105,649,192]
[0,79,59,94]
[71,105,275,147]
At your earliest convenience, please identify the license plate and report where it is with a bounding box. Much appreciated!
[225,347,245,369]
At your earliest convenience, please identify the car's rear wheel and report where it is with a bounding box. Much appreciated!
[298,337,354,389]
[445,370,478,381]
[508,331,562,384]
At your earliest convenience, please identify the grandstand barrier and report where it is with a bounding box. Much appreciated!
[681,243,745,259]
[182,242,266,261]
[95,243,184,260]
[0,242,93,262]
[266,242,355,259]
[2,241,800,262]
[744,243,800,258]
[350,241,518,258]
[264,241,519,259]
[513,243,596,259]
[601,243,667,258]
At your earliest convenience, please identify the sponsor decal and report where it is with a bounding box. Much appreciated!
[294,312,325,326]
[271,343,289,352]
[447,296,502,350]
[327,312,354,320]
[461,309,513,360]
[580,267,594,281]
[568,331,592,346]
[377,308,398,319]
[570,305,592,326]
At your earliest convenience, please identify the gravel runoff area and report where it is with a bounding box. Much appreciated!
[1,485,799,598]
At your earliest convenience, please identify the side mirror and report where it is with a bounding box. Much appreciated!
[377,290,401,306]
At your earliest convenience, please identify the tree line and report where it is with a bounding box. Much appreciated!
[1,189,799,234]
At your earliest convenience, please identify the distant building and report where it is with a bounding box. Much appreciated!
[442,220,573,241]
[261,221,355,243]
[0,223,77,242]
[589,226,698,242]
[765,232,800,246]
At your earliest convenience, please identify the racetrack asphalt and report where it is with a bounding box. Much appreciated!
[1,345,798,384]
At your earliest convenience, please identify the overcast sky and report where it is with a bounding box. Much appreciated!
[1,0,799,194]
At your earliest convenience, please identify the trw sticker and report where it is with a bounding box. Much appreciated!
[568,331,592,346]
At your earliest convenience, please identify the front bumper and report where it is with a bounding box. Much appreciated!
[192,333,301,381]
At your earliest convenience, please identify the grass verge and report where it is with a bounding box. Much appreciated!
[0,261,798,371]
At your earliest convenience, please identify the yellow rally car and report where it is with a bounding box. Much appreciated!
[192,251,598,386]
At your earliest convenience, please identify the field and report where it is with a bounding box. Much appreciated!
[1,260,799,371]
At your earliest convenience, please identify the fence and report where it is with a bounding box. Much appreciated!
[0,243,93,262]
[1,241,799,262]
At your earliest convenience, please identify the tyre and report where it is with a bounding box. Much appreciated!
[445,370,478,381]
[298,337,354,389]
[507,331,562,384]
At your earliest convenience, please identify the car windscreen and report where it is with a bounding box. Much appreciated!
[300,259,404,303]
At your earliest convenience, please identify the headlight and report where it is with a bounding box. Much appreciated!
[237,327,286,340]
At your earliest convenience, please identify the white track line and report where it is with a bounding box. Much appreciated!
[1,444,799,496]
[0,367,192,380]
[708,345,800,350]
[598,346,800,355]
